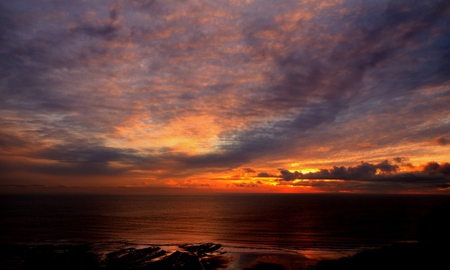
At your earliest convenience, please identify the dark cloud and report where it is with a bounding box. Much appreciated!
[393,157,414,168]
[257,172,276,178]
[243,168,256,173]
[0,141,141,179]
[393,157,409,164]
[0,132,29,150]
[72,8,121,39]
[75,24,119,39]
[279,169,302,181]
[276,161,450,188]
[234,182,258,188]
[436,183,450,189]
[423,162,450,175]
[34,144,139,164]
[0,156,131,178]
[435,137,449,146]
[168,151,251,171]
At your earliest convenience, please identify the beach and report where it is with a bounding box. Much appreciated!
[5,240,450,270]
[0,241,351,270]
[1,194,450,269]
[2,241,448,270]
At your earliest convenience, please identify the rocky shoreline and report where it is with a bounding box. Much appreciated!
[1,241,449,270]
[2,202,449,270]
[104,243,228,270]
[0,242,231,270]
[0,241,321,269]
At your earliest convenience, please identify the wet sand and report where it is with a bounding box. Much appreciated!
[0,242,334,270]
[1,241,448,270]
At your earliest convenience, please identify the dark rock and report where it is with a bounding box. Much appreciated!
[179,243,222,256]
[200,254,230,270]
[178,243,228,269]
[105,246,166,269]
[148,251,203,270]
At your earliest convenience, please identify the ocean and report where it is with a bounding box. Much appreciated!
[1,193,450,269]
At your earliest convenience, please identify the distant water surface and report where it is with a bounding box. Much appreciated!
[1,194,449,252]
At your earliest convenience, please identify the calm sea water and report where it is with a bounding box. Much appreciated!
[1,194,449,252]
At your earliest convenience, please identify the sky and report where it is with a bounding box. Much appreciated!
[1,0,449,194]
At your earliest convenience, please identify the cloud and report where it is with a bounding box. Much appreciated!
[279,169,303,181]
[393,157,409,163]
[436,183,450,189]
[435,137,449,146]
[0,0,449,190]
[278,161,399,181]
[72,9,120,39]
[199,0,450,167]
[0,132,30,150]
[423,162,450,175]
[33,143,139,164]
[393,157,414,168]
[234,182,259,188]
[276,160,450,188]
[242,168,256,173]
[0,155,131,180]
[257,172,276,177]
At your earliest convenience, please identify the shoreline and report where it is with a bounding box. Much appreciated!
[0,240,396,270]
[2,240,449,269]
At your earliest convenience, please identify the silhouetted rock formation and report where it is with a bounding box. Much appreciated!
[104,243,227,270]
[150,250,203,270]
[179,243,222,256]
[0,243,228,270]
[105,246,166,269]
